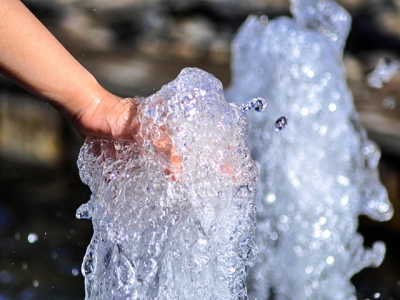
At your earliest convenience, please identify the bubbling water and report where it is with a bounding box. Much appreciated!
[77,68,259,299]
[225,0,393,299]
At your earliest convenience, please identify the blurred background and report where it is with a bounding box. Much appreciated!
[1,0,400,299]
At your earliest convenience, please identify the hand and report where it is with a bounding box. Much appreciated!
[0,0,182,180]
[73,94,182,181]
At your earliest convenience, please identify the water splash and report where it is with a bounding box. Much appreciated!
[225,0,393,298]
[241,97,267,112]
[77,68,258,299]
[274,116,289,131]
[367,58,400,88]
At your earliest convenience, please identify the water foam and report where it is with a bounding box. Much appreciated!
[77,68,258,299]
[225,0,393,298]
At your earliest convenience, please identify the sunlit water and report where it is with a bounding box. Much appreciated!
[225,0,393,298]
[77,68,260,299]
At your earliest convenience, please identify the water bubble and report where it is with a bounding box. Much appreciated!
[279,215,288,223]
[305,265,313,274]
[260,15,269,24]
[33,280,39,287]
[27,233,38,244]
[82,251,96,280]
[76,203,92,220]
[274,116,289,131]
[241,97,267,112]
[289,29,297,37]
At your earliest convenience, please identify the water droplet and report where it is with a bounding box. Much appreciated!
[279,215,288,223]
[76,203,92,220]
[382,96,396,110]
[326,256,334,265]
[294,246,302,254]
[367,58,399,88]
[270,232,278,240]
[241,97,267,112]
[274,116,288,131]
[71,268,79,276]
[27,233,38,244]
[319,125,328,136]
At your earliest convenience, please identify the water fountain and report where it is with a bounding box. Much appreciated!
[76,0,394,299]
[76,68,260,299]
[225,0,393,299]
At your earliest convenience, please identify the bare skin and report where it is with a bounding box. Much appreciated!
[0,0,181,178]
[0,0,128,138]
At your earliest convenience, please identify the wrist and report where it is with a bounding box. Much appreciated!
[68,79,123,138]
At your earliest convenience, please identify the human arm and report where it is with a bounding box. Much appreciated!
[0,0,181,178]
[0,0,135,139]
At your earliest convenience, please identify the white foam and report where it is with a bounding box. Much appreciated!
[225,0,393,298]
[77,68,258,299]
